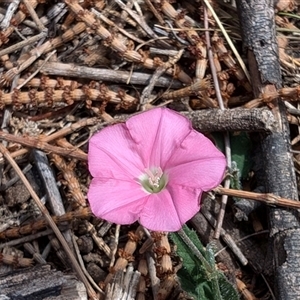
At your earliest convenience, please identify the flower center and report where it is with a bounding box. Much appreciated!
[139,167,168,193]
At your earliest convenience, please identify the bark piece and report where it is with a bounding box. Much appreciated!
[236,1,300,299]
[237,0,281,88]
[182,108,277,132]
[117,108,278,132]
[0,265,87,300]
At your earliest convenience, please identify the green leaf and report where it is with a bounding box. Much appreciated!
[212,132,252,180]
[170,225,239,300]
[217,273,240,300]
[230,132,252,180]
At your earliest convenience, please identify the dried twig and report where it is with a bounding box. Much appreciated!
[104,226,144,285]
[215,187,300,209]
[22,0,46,32]
[0,228,55,249]
[0,0,20,29]
[84,221,112,258]
[109,224,120,268]
[23,242,47,264]
[0,30,47,58]
[203,6,232,239]
[140,49,184,106]
[8,117,99,160]
[0,85,136,109]
[16,50,56,90]
[64,0,191,84]
[200,208,248,266]
[72,234,105,295]
[202,0,251,83]
[0,131,87,160]
[0,207,91,240]
[50,151,86,207]
[39,61,183,89]
[0,0,39,47]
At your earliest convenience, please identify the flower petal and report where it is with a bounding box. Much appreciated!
[88,178,148,224]
[126,108,192,168]
[139,185,201,231]
[88,123,144,180]
[165,130,226,190]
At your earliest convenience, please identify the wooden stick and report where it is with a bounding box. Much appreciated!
[215,187,300,210]
[0,31,47,57]
[9,117,99,160]
[0,207,91,240]
[39,61,183,89]
[22,0,47,32]
[0,131,87,161]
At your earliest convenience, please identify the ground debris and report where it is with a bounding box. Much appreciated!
[0,1,300,299]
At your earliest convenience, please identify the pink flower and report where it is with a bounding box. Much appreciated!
[88,107,226,231]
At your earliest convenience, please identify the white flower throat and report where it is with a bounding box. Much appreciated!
[139,167,168,193]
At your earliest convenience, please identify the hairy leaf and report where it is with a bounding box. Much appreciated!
[170,225,239,300]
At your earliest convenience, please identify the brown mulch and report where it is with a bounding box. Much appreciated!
[0,0,300,299]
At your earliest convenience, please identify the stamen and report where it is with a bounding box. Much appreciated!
[145,167,163,188]
[140,167,167,193]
